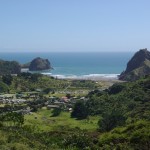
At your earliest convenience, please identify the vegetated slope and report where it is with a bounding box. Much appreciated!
[0,59,21,75]
[99,120,150,150]
[119,48,150,81]
[0,74,150,149]
[86,75,150,121]
[84,75,150,149]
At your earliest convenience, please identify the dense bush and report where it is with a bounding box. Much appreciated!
[98,109,126,132]
[51,108,62,117]
[0,60,21,75]
[99,120,150,150]
[2,75,13,85]
[108,83,126,94]
[71,100,88,119]
[0,81,9,93]
[86,76,150,122]
[63,129,95,149]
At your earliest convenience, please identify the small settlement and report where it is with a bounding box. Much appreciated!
[0,92,87,114]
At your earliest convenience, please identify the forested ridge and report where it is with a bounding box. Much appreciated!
[0,59,21,75]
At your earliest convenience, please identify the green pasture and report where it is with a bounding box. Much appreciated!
[24,108,99,132]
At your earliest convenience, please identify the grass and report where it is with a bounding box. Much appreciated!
[0,104,5,107]
[24,108,99,132]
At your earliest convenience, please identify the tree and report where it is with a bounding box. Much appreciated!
[43,88,53,94]
[108,83,125,94]
[71,100,88,119]
[0,81,9,93]
[2,74,13,85]
[63,129,93,149]
[0,60,21,75]
[66,93,71,99]
[30,73,42,82]
[51,108,62,117]
[2,112,24,126]
[98,109,126,132]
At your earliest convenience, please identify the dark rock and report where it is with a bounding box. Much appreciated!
[29,57,52,71]
[119,48,150,81]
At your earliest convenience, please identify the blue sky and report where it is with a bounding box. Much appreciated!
[0,0,150,52]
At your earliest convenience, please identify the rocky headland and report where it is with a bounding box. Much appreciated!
[119,48,150,81]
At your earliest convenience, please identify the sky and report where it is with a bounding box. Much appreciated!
[0,0,150,52]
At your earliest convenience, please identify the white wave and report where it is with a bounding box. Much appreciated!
[41,72,52,75]
[20,70,119,80]
[50,74,78,79]
[79,74,119,80]
[52,75,66,78]
[48,73,119,80]
[82,74,119,78]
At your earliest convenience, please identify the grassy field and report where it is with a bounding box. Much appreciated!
[24,108,99,132]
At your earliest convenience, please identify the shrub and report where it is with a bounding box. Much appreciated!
[71,100,88,120]
[98,109,126,132]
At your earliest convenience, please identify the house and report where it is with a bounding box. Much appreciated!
[68,108,72,112]
[11,99,26,104]
[61,96,69,103]
[47,105,60,109]
[36,88,42,92]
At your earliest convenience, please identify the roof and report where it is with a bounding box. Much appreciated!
[47,105,59,108]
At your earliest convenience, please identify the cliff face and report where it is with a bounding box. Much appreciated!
[29,57,52,71]
[119,48,150,81]
[0,60,21,75]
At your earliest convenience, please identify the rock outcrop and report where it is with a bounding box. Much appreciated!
[119,48,150,81]
[29,57,52,71]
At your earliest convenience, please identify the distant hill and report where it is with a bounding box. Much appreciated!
[119,48,150,81]
[29,57,52,71]
[0,59,21,75]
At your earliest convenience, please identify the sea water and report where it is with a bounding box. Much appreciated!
[0,52,133,79]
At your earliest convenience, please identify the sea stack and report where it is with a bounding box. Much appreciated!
[29,57,52,71]
[119,48,150,81]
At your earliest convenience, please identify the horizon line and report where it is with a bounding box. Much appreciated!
[0,51,136,53]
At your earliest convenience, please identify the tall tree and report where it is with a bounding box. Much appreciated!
[2,74,13,85]
[71,100,88,119]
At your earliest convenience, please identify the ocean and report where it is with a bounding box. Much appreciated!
[0,52,133,80]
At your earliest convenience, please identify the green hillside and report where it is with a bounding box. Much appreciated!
[0,75,150,149]
[0,60,21,75]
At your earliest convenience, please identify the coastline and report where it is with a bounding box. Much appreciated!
[42,73,120,81]
[21,68,121,83]
[43,73,123,89]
